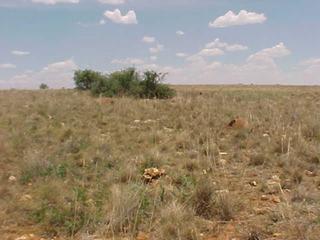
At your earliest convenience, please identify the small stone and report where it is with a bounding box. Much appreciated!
[271,195,281,204]
[273,233,282,237]
[249,181,257,187]
[134,120,141,123]
[261,195,269,201]
[8,175,17,182]
[305,170,316,177]
[219,152,228,155]
[144,119,156,123]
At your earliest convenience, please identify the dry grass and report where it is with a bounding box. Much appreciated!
[1,86,320,239]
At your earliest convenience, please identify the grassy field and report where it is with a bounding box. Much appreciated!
[1,86,320,240]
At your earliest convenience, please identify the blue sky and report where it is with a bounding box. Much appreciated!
[0,0,319,88]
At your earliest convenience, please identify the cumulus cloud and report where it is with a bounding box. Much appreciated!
[0,63,16,69]
[163,42,302,85]
[248,42,291,61]
[199,48,224,57]
[294,58,320,84]
[0,59,77,89]
[104,9,138,24]
[150,56,157,61]
[12,50,30,56]
[300,58,320,66]
[111,58,144,65]
[176,53,188,58]
[149,44,164,54]
[209,10,267,28]
[205,38,248,52]
[31,0,79,4]
[142,36,156,44]
[98,0,125,4]
[176,30,185,36]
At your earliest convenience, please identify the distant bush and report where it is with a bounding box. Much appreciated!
[74,68,176,99]
[74,69,106,91]
[39,83,49,90]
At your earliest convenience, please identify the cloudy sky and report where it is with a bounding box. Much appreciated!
[0,0,319,88]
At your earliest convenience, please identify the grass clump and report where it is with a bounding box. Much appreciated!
[74,68,176,99]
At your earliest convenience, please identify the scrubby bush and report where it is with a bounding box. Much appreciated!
[74,69,106,90]
[74,68,176,99]
[139,71,176,99]
[39,83,49,89]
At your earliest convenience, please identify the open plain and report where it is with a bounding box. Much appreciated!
[1,86,320,240]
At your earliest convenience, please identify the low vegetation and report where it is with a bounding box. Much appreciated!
[1,86,320,239]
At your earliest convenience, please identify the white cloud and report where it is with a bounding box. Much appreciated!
[98,0,125,4]
[163,43,303,85]
[296,58,320,83]
[199,48,224,57]
[209,10,267,28]
[149,44,164,54]
[0,63,16,69]
[142,36,156,44]
[12,50,30,56]
[205,38,248,52]
[31,0,79,4]
[150,56,157,61]
[176,30,184,36]
[111,58,144,65]
[226,44,248,52]
[104,9,138,25]
[300,58,320,67]
[248,42,291,61]
[176,53,188,58]
[0,59,77,89]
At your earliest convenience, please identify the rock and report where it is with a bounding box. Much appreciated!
[271,195,281,204]
[249,181,257,187]
[261,195,269,201]
[8,175,17,182]
[305,170,316,177]
[143,168,165,183]
[144,119,156,123]
[273,233,282,237]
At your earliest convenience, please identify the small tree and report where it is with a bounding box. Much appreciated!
[139,71,175,99]
[39,83,49,90]
[73,68,176,99]
[74,70,105,90]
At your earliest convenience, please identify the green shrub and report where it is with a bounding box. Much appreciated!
[39,83,49,90]
[74,69,106,90]
[73,68,176,99]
